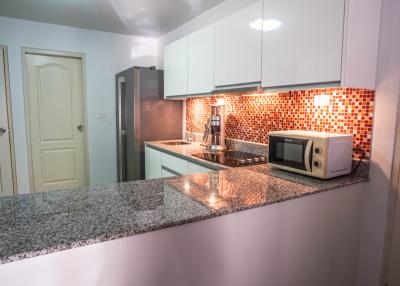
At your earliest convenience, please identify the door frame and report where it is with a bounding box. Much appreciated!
[0,44,17,195]
[381,89,400,285]
[21,48,90,192]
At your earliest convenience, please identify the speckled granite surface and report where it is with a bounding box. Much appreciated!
[245,162,369,191]
[184,132,268,156]
[145,139,268,170]
[0,160,368,265]
[225,138,268,156]
[0,138,369,265]
[145,141,228,170]
[0,180,210,265]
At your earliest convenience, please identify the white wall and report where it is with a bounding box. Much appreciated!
[0,16,158,194]
[157,0,259,68]
[356,0,400,285]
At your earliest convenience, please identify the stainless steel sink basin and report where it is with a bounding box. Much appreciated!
[161,141,191,146]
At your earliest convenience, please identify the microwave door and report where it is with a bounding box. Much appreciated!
[268,136,312,171]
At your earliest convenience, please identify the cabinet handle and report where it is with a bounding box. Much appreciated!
[0,127,7,135]
[161,166,181,176]
[77,125,83,132]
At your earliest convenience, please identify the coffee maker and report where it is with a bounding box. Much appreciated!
[203,103,227,151]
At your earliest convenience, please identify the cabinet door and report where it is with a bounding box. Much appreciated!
[145,147,162,179]
[188,24,215,95]
[262,0,345,87]
[188,162,214,174]
[214,1,262,87]
[164,37,188,97]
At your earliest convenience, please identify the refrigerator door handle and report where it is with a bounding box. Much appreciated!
[117,76,126,182]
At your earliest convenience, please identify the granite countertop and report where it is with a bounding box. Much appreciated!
[0,160,368,265]
[144,140,228,170]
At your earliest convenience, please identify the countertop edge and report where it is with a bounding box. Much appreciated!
[0,178,369,266]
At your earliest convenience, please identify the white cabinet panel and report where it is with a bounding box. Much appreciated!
[161,153,189,175]
[188,162,214,174]
[188,24,215,95]
[262,0,345,88]
[164,37,188,97]
[214,1,262,87]
[161,167,178,178]
[145,146,162,179]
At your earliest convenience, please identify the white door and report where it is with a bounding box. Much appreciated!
[262,0,344,87]
[0,48,15,197]
[214,1,262,87]
[25,53,86,192]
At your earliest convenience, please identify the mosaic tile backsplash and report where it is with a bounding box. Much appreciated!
[186,88,375,158]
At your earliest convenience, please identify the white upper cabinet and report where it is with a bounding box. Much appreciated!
[262,0,345,88]
[163,0,380,95]
[188,24,215,95]
[164,37,188,97]
[214,1,262,87]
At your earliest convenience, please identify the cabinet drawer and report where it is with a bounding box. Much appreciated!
[188,162,214,174]
[161,153,189,175]
[161,167,179,178]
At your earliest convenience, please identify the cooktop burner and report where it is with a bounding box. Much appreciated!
[192,151,267,167]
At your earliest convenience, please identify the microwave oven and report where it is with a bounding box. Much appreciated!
[268,131,353,179]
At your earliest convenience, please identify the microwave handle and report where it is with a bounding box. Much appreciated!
[304,140,313,172]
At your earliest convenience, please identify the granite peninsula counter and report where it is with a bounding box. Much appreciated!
[0,157,368,265]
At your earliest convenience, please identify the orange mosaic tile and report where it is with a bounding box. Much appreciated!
[186,88,375,158]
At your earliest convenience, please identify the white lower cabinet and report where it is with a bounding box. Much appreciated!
[161,167,178,178]
[188,162,213,174]
[145,146,162,179]
[161,153,190,175]
[145,146,215,179]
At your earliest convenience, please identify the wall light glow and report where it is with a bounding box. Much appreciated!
[249,18,282,32]
[208,193,218,205]
[314,94,331,106]
[216,98,225,106]
[184,181,191,192]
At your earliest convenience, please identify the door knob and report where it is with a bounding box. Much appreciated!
[77,125,83,132]
[0,127,7,135]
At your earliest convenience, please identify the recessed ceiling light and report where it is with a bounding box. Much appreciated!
[249,18,282,32]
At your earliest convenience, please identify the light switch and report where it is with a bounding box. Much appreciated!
[97,110,107,119]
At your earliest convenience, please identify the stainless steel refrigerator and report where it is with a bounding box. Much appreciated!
[116,66,182,182]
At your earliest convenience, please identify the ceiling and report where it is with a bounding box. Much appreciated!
[0,0,226,38]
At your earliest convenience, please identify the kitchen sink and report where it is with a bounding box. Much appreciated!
[161,141,191,146]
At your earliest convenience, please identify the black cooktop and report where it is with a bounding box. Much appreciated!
[192,151,267,167]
